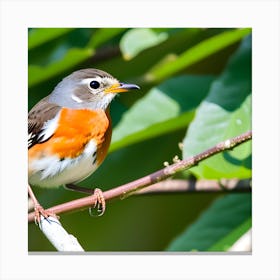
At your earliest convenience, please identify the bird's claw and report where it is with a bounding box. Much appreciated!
[34,203,59,226]
[89,188,106,217]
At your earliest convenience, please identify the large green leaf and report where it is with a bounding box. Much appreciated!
[183,35,252,179]
[28,48,94,87]
[28,28,75,50]
[110,75,215,152]
[120,28,169,60]
[166,193,251,251]
[209,218,251,251]
[145,28,251,82]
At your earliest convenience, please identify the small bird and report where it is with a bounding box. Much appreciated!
[28,68,140,222]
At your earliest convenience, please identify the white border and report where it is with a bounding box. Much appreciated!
[1,0,279,279]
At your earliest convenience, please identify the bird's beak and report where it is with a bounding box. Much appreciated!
[104,83,140,94]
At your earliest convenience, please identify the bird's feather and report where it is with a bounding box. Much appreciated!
[28,96,61,149]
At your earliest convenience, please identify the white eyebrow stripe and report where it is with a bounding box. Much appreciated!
[80,77,117,85]
[71,94,83,103]
[80,77,103,85]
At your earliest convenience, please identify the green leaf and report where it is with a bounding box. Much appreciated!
[110,75,215,152]
[120,28,169,60]
[110,112,194,153]
[87,28,126,49]
[146,28,251,82]
[209,218,251,251]
[28,48,94,87]
[166,193,251,251]
[28,28,75,50]
[183,35,252,179]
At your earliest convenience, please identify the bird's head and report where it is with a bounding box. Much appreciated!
[48,68,140,110]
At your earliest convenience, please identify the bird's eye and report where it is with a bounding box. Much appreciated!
[89,80,100,89]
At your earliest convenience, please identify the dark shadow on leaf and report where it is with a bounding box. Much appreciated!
[223,152,252,169]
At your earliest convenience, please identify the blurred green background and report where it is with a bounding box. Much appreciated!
[28,28,252,252]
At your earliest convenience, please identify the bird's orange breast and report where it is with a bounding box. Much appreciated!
[29,108,112,164]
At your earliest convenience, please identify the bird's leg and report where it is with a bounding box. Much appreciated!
[64,183,95,194]
[28,185,58,225]
[65,184,106,216]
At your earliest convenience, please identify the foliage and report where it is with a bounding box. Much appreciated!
[28,28,252,252]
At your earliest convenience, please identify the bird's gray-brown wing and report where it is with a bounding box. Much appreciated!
[28,96,61,149]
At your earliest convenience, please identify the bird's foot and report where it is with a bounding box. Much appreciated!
[89,188,106,217]
[34,203,59,226]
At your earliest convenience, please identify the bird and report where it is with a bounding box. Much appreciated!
[28,68,140,223]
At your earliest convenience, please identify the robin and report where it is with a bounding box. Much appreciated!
[28,68,140,223]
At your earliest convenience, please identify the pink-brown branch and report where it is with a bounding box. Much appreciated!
[28,130,252,222]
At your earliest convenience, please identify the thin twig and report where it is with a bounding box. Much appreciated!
[28,130,252,222]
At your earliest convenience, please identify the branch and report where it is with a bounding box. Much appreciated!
[136,178,251,194]
[28,130,252,222]
[38,216,84,251]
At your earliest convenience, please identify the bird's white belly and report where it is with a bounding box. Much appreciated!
[29,140,98,188]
